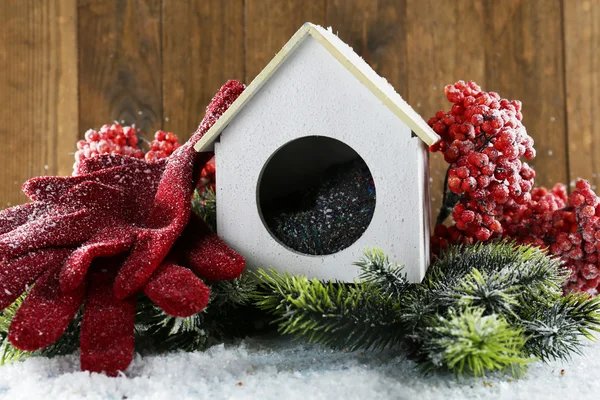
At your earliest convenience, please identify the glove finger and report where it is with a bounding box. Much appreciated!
[24,161,164,204]
[60,181,131,217]
[60,229,135,293]
[146,151,199,230]
[23,175,84,203]
[181,215,245,281]
[8,262,85,351]
[112,228,180,300]
[78,154,164,174]
[148,83,239,226]
[111,81,245,300]
[144,263,210,317]
[80,262,136,376]
[195,80,245,139]
[174,80,243,176]
[0,248,72,310]
[117,153,200,300]
[0,209,95,261]
[0,202,50,235]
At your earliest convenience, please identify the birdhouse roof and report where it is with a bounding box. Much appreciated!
[194,23,440,152]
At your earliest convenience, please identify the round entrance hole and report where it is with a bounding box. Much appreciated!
[258,136,376,256]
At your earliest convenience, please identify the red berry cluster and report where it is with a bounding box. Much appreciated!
[198,156,216,192]
[145,130,181,162]
[146,130,215,190]
[546,180,600,295]
[74,124,143,175]
[429,81,536,244]
[430,224,466,255]
[501,184,568,247]
[73,124,217,192]
[428,81,600,296]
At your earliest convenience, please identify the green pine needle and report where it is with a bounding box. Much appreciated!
[210,272,257,310]
[426,241,565,300]
[521,292,600,361]
[450,268,520,317]
[355,247,410,299]
[423,307,531,377]
[192,188,217,231]
[135,299,215,352]
[254,268,404,350]
[254,241,600,377]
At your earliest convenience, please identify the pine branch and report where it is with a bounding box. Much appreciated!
[449,268,520,317]
[427,241,565,311]
[562,292,600,338]
[426,240,562,294]
[254,269,404,351]
[397,287,439,339]
[192,188,216,231]
[420,307,530,377]
[210,272,257,310]
[520,292,600,361]
[355,247,410,299]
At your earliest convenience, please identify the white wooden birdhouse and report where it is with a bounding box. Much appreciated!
[195,23,439,283]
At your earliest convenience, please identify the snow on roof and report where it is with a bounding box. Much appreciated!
[194,23,440,152]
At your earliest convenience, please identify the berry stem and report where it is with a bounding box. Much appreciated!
[436,168,461,225]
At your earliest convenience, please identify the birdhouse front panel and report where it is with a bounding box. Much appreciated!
[213,32,430,283]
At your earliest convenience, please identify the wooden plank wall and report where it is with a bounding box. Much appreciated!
[1,0,598,222]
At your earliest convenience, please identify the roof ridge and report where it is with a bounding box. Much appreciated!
[194,23,439,153]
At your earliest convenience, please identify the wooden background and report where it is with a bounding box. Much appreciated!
[0,0,598,219]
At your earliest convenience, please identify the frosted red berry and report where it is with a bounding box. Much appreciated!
[145,131,181,162]
[429,81,536,245]
[74,124,143,175]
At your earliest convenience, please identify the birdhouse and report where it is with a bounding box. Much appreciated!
[194,23,439,283]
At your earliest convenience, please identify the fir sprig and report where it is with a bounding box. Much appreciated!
[255,241,600,377]
[210,272,257,310]
[422,307,530,377]
[520,292,600,361]
[254,268,404,350]
[356,248,410,299]
[425,241,565,297]
[192,188,216,231]
[450,268,520,317]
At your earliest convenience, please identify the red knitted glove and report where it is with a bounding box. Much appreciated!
[0,80,246,376]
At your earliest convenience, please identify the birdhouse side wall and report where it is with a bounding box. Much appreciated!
[215,35,430,282]
[417,139,431,279]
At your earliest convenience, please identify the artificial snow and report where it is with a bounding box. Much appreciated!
[0,336,599,400]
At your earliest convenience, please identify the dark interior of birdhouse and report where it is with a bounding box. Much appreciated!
[258,136,376,256]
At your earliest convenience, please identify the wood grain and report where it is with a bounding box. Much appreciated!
[78,0,162,139]
[0,0,597,220]
[0,0,78,209]
[162,0,245,141]
[244,0,327,83]
[485,0,568,190]
[564,0,600,188]
[406,0,486,222]
[326,0,408,99]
